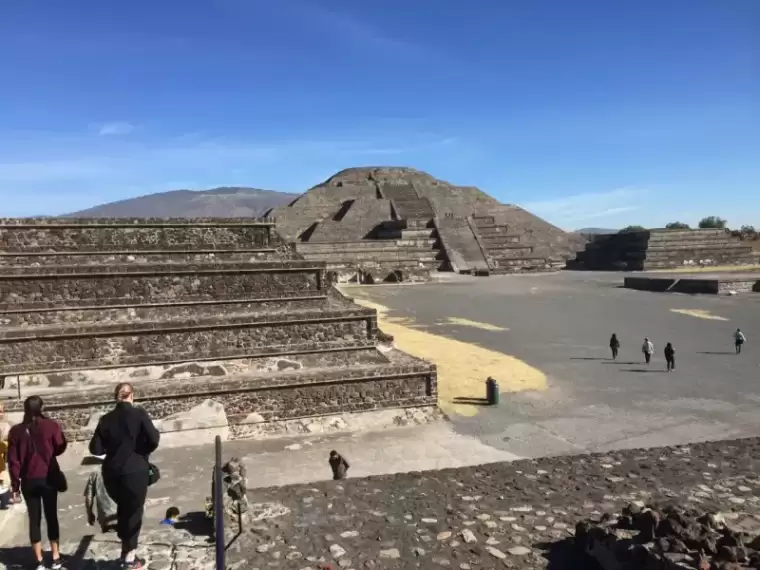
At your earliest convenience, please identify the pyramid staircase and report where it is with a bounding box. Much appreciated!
[0,219,437,441]
[471,215,551,273]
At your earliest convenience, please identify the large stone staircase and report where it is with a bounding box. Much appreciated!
[294,183,447,283]
[0,219,437,442]
[471,215,552,273]
[573,229,756,270]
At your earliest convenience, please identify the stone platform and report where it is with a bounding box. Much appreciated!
[0,218,437,443]
[2,436,760,570]
[573,229,756,271]
[624,272,760,295]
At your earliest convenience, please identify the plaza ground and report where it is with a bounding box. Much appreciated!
[2,270,760,567]
[343,270,760,457]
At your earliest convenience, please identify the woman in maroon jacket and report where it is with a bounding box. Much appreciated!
[8,395,68,570]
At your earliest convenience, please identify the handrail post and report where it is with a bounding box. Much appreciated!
[214,435,225,570]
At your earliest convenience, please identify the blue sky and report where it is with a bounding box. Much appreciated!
[0,0,757,229]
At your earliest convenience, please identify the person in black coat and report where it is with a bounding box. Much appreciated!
[89,383,160,570]
[609,334,620,360]
[664,342,675,372]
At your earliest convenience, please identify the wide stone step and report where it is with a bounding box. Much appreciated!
[472,215,495,225]
[649,229,728,239]
[488,247,535,259]
[375,229,435,240]
[641,256,757,270]
[0,249,284,267]
[298,241,419,252]
[1,348,437,442]
[302,251,440,263]
[489,256,549,268]
[474,224,511,235]
[0,295,332,327]
[0,219,277,252]
[644,242,751,251]
[0,307,377,376]
[482,234,523,245]
[0,262,327,310]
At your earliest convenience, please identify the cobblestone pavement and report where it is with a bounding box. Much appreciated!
[2,437,760,569]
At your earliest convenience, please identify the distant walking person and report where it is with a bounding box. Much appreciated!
[7,396,67,570]
[89,383,160,570]
[609,334,620,360]
[734,328,746,354]
[642,338,654,364]
[664,343,675,372]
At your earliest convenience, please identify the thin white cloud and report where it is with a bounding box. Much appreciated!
[522,187,649,228]
[97,121,136,136]
[0,159,110,183]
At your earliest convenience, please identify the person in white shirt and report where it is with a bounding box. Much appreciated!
[642,337,654,364]
[734,329,746,354]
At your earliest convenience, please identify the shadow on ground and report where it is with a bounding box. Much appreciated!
[535,537,602,570]
[453,396,490,406]
[0,536,122,570]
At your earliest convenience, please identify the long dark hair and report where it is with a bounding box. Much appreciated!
[23,395,46,425]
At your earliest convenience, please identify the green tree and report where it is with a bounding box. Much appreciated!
[740,225,756,233]
[619,225,646,233]
[698,216,727,229]
[665,222,690,230]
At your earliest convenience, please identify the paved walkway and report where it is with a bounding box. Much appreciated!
[0,420,518,569]
[2,435,760,569]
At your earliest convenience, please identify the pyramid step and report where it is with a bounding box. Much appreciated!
[0,262,328,310]
[2,349,437,442]
[0,307,377,377]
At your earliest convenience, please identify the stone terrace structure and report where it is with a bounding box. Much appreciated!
[0,218,437,441]
[269,167,585,282]
[572,228,757,271]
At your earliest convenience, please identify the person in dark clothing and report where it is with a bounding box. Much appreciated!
[89,383,160,570]
[7,395,67,570]
[329,450,350,480]
[609,334,620,360]
[664,342,675,372]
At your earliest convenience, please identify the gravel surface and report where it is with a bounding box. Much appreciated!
[2,437,759,570]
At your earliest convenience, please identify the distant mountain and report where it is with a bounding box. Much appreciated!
[576,227,618,235]
[66,187,298,218]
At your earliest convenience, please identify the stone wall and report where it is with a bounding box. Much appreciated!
[2,356,437,441]
[0,262,324,309]
[0,218,276,251]
[0,312,375,376]
[624,275,760,295]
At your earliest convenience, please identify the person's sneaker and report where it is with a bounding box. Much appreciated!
[34,562,45,570]
[122,557,145,569]
[51,558,64,570]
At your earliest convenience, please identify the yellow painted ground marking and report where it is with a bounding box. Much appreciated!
[648,264,760,274]
[352,298,546,417]
[670,308,729,321]
[442,317,508,331]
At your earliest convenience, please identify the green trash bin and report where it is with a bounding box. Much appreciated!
[486,377,499,406]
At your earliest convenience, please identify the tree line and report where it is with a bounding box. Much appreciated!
[619,217,756,234]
